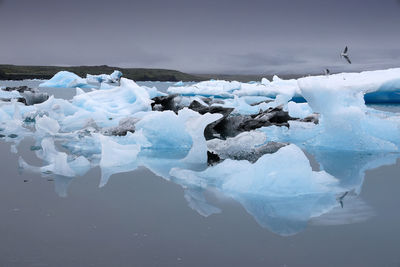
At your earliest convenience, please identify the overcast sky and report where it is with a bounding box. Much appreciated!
[1,0,400,74]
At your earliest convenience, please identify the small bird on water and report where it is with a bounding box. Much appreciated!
[341,46,352,64]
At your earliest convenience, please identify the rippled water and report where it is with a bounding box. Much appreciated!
[0,80,400,266]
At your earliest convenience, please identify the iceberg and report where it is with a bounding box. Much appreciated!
[86,70,123,85]
[97,134,141,187]
[168,80,241,97]
[296,68,400,151]
[167,70,400,103]
[173,81,184,86]
[258,68,400,152]
[170,144,342,235]
[35,115,60,135]
[171,144,339,197]
[62,78,153,130]
[207,131,286,162]
[39,71,92,89]
[40,70,123,89]
[286,101,313,119]
[167,75,302,102]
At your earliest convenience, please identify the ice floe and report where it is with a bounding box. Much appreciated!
[40,70,123,89]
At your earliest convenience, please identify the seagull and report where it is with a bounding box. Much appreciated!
[341,46,352,64]
[337,191,349,208]
[324,69,330,76]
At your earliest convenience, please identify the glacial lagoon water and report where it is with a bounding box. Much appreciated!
[0,80,400,266]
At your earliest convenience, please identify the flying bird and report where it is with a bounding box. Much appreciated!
[341,46,352,64]
[337,191,349,208]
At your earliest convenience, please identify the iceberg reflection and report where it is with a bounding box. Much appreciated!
[13,134,398,236]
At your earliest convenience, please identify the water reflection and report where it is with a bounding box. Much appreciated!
[308,149,400,193]
[8,131,399,236]
[1,81,399,237]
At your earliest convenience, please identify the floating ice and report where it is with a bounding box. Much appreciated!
[170,144,342,235]
[173,81,184,86]
[39,71,92,89]
[286,101,313,119]
[168,80,241,97]
[97,134,141,186]
[207,131,286,162]
[257,69,400,152]
[167,70,400,103]
[40,70,123,89]
[0,90,21,99]
[110,70,123,82]
[3,67,400,236]
[86,70,122,85]
[63,78,153,130]
[167,75,301,101]
[296,68,400,151]
[35,115,60,135]
[171,144,339,196]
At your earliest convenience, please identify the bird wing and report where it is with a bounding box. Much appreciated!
[343,46,348,53]
[344,55,352,64]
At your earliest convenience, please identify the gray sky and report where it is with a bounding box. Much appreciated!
[1,0,400,74]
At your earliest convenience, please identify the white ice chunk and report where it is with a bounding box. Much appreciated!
[296,68,400,151]
[170,144,341,235]
[109,70,123,82]
[35,115,60,135]
[168,80,241,97]
[173,81,184,86]
[98,134,141,168]
[207,131,267,158]
[63,78,152,130]
[286,101,313,119]
[171,144,339,197]
[142,86,167,98]
[134,110,193,153]
[97,134,141,187]
[179,108,222,165]
[0,90,22,99]
[40,71,92,89]
[86,70,122,85]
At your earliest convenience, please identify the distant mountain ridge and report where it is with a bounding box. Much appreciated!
[0,64,308,82]
[0,64,203,82]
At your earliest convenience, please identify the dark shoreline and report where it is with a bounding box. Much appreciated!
[0,64,202,82]
[0,64,308,82]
